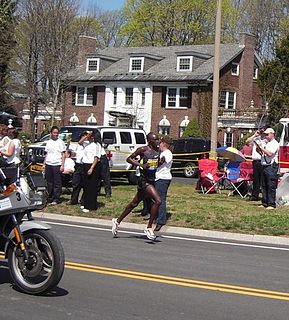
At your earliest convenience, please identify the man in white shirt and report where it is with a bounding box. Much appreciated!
[154,136,173,231]
[255,128,279,209]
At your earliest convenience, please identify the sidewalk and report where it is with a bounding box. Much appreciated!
[34,212,289,247]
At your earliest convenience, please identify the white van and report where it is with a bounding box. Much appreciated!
[61,126,147,183]
[26,126,147,183]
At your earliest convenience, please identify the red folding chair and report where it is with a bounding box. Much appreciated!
[196,159,225,194]
[239,161,254,198]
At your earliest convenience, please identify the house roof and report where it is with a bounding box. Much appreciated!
[65,43,248,83]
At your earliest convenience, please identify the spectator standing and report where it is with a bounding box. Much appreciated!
[0,124,10,149]
[44,126,66,205]
[245,130,265,201]
[240,141,253,159]
[80,131,101,213]
[7,128,21,185]
[95,130,112,198]
[0,126,16,166]
[255,128,279,209]
[0,125,16,185]
[70,132,86,205]
[154,136,173,231]
[112,132,161,241]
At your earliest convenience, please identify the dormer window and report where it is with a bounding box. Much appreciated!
[86,58,100,72]
[129,57,144,72]
[231,63,239,76]
[177,56,193,71]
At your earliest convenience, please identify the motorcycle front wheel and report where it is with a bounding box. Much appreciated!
[7,229,65,295]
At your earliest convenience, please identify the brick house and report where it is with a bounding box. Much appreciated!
[63,33,264,146]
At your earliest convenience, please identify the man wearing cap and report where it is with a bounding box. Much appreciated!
[254,128,279,209]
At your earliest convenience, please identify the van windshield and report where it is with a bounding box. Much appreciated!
[59,127,94,142]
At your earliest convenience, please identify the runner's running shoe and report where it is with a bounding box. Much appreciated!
[144,228,156,241]
[112,218,119,237]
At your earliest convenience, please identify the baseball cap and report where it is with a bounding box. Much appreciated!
[264,128,275,134]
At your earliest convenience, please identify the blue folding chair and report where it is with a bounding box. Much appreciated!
[224,161,247,198]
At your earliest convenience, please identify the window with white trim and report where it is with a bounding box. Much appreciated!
[224,132,233,147]
[253,66,258,79]
[231,63,239,76]
[129,57,144,72]
[76,87,93,106]
[177,56,193,71]
[86,58,100,72]
[219,91,236,109]
[125,88,133,105]
[159,126,170,135]
[166,87,188,108]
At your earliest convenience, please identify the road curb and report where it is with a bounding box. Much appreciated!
[34,212,289,246]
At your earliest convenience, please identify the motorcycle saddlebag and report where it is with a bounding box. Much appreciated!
[26,172,47,190]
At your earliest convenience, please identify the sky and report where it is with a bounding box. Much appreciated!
[80,0,126,12]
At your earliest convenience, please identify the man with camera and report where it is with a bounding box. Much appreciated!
[254,128,279,209]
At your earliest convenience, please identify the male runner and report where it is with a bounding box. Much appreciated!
[112,132,161,240]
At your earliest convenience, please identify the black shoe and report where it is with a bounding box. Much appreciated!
[154,224,164,232]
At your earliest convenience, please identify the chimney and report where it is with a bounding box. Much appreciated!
[239,32,256,49]
[238,33,257,111]
[77,36,97,66]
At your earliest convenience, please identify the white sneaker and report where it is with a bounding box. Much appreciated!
[112,218,119,237]
[80,206,84,209]
[82,208,90,213]
[144,228,156,241]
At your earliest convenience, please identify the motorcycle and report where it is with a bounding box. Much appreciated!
[0,166,65,294]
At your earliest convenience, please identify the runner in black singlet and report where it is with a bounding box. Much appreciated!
[112,132,161,240]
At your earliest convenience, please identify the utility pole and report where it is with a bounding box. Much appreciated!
[210,0,222,158]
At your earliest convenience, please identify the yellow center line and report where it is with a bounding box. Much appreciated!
[1,253,288,301]
[64,262,289,301]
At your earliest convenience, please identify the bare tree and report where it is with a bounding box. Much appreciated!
[235,0,289,59]
[14,0,95,140]
[81,6,126,48]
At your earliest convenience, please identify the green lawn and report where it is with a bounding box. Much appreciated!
[45,181,289,237]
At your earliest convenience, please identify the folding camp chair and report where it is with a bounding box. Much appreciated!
[196,158,225,194]
[238,161,254,198]
[224,161,249,198]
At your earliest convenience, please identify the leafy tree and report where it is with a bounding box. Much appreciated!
[259,33,289,126]
[182,118,202,138]
[0,0,17,110]
[121,0,238,46]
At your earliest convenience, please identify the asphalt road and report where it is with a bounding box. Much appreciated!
[1,220,289,320]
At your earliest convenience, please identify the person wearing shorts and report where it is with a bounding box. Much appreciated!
[112,132,161,240]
